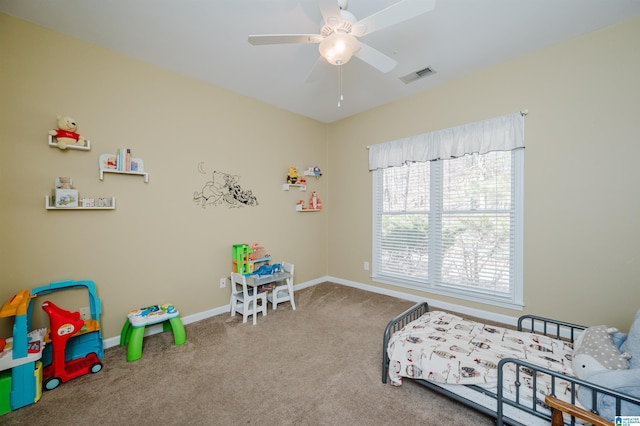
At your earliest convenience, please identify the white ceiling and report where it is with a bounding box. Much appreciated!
[2,0,640,123]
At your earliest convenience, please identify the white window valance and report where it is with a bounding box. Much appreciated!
[368,112,525,171]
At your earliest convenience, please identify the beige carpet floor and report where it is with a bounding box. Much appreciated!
[2,282,495,425]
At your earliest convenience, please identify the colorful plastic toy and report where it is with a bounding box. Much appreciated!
[40,301,102,390]
[253,263,282,277]
[1,280,104,414]
[120,304,185,362]
[0,290,46,414]
[28,280,104,370]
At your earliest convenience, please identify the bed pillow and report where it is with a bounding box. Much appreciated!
[611,330,628,349]
[620,308,640,369]
[572,325,630,380]
[577,368,640,420]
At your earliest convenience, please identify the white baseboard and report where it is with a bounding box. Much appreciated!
[326,276,520,327]
[104,276,517,349]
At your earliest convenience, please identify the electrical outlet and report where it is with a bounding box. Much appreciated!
[364,261,369,271]
[79,307,91,320]
[220,277,226,289]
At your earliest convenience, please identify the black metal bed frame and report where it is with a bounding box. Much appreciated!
[382,302,640,426]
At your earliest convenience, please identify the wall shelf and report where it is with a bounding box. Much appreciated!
[99,169,149,183]
[296,205,321,212]
[48,134,91,151]
[282,184,306,191]
[99,153,148,182]
[45,196,115,210]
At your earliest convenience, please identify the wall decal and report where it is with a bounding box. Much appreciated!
[194,168,258,208]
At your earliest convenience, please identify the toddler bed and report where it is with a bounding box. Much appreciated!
[382,302,640,426]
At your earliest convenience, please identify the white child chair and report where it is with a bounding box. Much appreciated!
[230,272,267,325]
[266,262,296,310]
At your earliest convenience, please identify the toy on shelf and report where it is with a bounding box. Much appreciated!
[48,115,90,151]
[296,191,322,212]
[99,151,148,183]
[286,166,299,184]
[283,166,307,191]
[309,191,322,210]
[54,177,78,208]
[303,167,322,179]
[47,177,113,209]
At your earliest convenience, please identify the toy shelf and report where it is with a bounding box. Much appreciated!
[296,206,321,212]
[282,184,306,191]
[99,169,149,183]
[99,153,148,182]
[45,196,116,210]
[48,135,91,151]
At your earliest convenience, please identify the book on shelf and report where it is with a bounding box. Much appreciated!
[117,148,132,171]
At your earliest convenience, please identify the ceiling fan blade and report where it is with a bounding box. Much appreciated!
[352,0,436,37]
[354,42,398,73]
[248,34,322,45]
[305,57,329,83]
[317,0,342,29]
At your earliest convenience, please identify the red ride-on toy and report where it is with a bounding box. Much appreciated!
[41,301,103,391]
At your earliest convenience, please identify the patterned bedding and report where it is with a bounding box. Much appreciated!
[387,311,577,405]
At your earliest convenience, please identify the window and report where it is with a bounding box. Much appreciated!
[370,113,524,309]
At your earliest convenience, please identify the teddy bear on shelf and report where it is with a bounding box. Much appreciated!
[49,115,88,150]
[56,177,75,190]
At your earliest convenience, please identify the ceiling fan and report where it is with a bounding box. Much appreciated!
[248,0,436,74]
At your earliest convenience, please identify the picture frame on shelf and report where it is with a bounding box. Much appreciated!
[54,189,78,208]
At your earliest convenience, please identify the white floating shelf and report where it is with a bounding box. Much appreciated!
[48,134,91,151]
[100,169,149,183]
[45,196,115,210]
[282,183,306,191]
[99,153,148,182]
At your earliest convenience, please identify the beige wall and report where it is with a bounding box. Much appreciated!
[0,14,328,338]
[1,13,638,340]
[327,16,640,331]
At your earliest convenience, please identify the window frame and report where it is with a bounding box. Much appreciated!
[372,148,524,310]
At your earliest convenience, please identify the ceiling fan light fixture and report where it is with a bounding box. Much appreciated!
[319,32,359,66]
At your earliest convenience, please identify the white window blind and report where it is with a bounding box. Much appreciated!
[371,113,524,308]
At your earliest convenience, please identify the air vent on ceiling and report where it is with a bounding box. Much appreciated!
[399,66,436,84]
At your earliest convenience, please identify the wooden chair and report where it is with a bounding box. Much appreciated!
[230,272,267,325]
[266,262,296,310]
[545,395,613,426]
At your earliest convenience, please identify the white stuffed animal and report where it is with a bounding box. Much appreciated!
[572,325,631,380]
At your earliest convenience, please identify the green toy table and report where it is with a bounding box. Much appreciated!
[119,304,185,362]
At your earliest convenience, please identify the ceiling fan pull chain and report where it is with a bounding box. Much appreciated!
[338,64,344,107]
